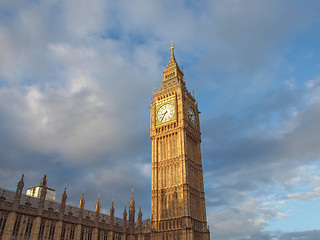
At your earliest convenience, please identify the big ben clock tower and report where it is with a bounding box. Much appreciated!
[150,43,210,240]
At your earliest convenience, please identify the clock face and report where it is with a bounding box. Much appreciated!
[187,105,197,125]
[157,103,175,123]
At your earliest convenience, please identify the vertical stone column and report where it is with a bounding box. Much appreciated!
[74,224,82,239]
[2,212,17,240]
[122,233,127,240]
[92,227,99,240]
[17,215,27,240]
[108,231,114,240]
[54,222,63,240]
[29,216,41,239]
[43,219,50,239]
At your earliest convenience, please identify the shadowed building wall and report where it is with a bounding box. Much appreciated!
[0,175,151,240]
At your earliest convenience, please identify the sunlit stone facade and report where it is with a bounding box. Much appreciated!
[150,43,210,240]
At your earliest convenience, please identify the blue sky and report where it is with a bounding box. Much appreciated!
[1,0,320,239]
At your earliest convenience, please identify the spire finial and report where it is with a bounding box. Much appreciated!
[97,193,100,204]
[61,183,67,204]
[110,199,115,217]
[130,188,135,207]
[18,174,24,186]
[79,189,85,208]
[96,193,101,212]
[124,204,127,211]
[41,174,47,186]
[81,190,84,200]
[162,41,184,82]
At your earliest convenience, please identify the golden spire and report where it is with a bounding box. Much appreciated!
[96,193,101,212]
[40,174,47,186]
[79,189,85,209]
[17,174,24,189]
[163,41,184,83]
[164,41,179,70]
[61,184,67,203]
[123,205,127,217]
[131,188,134,200]
[110,199,115,219]
[138,203,142,216]
[130,188,135,208]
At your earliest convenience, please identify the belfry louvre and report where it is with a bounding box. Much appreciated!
[0,44,210,240]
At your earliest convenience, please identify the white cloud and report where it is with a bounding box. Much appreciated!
[208,199,277,240]
[285,187,320,202]
[62,0,110,37]
[205,161,320,239]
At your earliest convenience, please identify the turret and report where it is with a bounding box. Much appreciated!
[110,201,115,226]
[79,190,85,209]
[95,194,101,224]
[61,185,67,205]
[59,185,67,219]
[78,190,85,223]
[123,205,127,232]
[13,174,24,209]
[129,189,135,232]
[37,174,47,214]
[138,205,142,233]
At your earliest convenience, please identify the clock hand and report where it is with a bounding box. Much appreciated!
[160,110,168,121]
